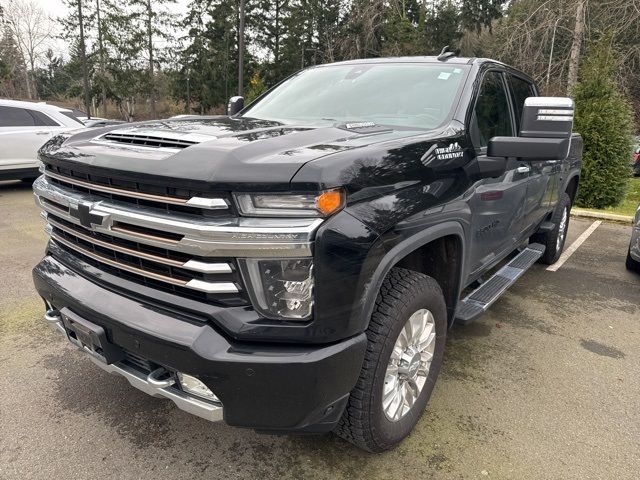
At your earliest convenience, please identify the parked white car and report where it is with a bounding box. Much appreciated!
[0,99,85,181]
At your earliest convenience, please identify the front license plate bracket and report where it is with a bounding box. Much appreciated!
[59,308,125,364]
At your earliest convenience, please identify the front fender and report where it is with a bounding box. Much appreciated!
[350,221,466,332]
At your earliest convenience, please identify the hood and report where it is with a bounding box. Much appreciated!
[39,116,432,191]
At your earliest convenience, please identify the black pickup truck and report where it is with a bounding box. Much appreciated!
[32,55,582,452]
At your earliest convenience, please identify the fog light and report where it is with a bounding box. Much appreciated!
[177,373,220,403]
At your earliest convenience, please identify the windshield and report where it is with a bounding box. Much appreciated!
[242,63,468,129]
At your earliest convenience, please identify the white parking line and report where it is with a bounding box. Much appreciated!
[547,220,602,272]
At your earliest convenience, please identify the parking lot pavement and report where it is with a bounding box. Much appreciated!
[1,180,639,480]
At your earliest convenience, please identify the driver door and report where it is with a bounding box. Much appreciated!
[467,70,530,277]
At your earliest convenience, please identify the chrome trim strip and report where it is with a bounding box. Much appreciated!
[110,224,181,245]
[185,278,236,293]
[185,197,229,209]
[182,260,232,274]
[88,356,224,422]
[34,176,320,257]
[48,216,233,274]
[49,232,239,294]
[44,170,228,210]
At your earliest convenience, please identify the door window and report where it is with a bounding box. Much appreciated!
[0,106,60,127]
[0,106,36,126]
[469,71,514,149]
[509,75,536,132]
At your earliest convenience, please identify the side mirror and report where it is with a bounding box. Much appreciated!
[488,97,574,161]
[227,96,245,116]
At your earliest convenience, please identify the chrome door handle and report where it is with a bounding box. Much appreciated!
[35,131,51,135]
[516,166,531,174]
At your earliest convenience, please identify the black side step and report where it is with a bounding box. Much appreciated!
[455,243,545,325]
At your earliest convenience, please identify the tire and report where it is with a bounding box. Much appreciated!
[532,193,571,265]
[334,267,447,452]
[626,248,640,273]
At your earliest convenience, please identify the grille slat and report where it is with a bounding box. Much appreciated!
[46,212,243,300]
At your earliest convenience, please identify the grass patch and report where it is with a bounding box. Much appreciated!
[577,176,640,217]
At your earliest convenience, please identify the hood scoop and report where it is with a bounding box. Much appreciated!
[97,129,214,151]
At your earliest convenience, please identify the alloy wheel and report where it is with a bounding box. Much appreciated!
[382,308,436,422]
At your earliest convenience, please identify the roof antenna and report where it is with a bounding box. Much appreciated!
[437,45,457,61]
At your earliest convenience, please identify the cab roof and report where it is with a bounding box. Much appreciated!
[320,56,504,66]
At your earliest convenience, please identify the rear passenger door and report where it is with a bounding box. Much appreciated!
[508,74,560,232]
[467,70,530,277]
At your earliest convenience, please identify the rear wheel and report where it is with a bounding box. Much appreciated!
[532,193,571,265]
[334,267,447,452]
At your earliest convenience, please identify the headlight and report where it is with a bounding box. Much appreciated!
[240,258,314,320]
[234,190,344,217]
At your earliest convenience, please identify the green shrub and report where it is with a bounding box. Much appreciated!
[573,38,635,209]
[245,72,267,105]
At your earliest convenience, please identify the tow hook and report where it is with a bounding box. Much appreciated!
[147,367,176,388]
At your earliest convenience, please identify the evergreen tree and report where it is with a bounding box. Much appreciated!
[574,37,635,209]
[127,0,177,118]
[35,49,73,99]
[424,1,461,54]
[461,0,504,33]
[173,0,250,113]
[253,0,291,84]
[380,0,425,56]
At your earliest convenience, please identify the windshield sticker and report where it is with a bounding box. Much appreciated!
[438,72,452,80]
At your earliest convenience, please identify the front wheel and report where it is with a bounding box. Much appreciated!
[334,267,447,452]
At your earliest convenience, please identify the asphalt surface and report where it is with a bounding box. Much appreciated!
[1,180,639,480]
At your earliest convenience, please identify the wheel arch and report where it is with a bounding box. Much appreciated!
[360,222,466,330]
[564,174,580,206]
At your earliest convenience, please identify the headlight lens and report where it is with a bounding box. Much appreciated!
[241,258,314,320]
[234,190,344,217]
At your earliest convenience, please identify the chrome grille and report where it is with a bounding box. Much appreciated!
[33,172,321,310]
[45,163,230,217]
[47,212,241,299]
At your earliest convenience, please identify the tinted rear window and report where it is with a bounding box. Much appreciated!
[0,106,60,127]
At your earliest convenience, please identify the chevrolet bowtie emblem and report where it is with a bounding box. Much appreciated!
[69,202,106,228]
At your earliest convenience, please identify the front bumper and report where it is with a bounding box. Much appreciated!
[34,255,367,433]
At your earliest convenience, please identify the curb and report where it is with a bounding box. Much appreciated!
[570,208,633,224]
